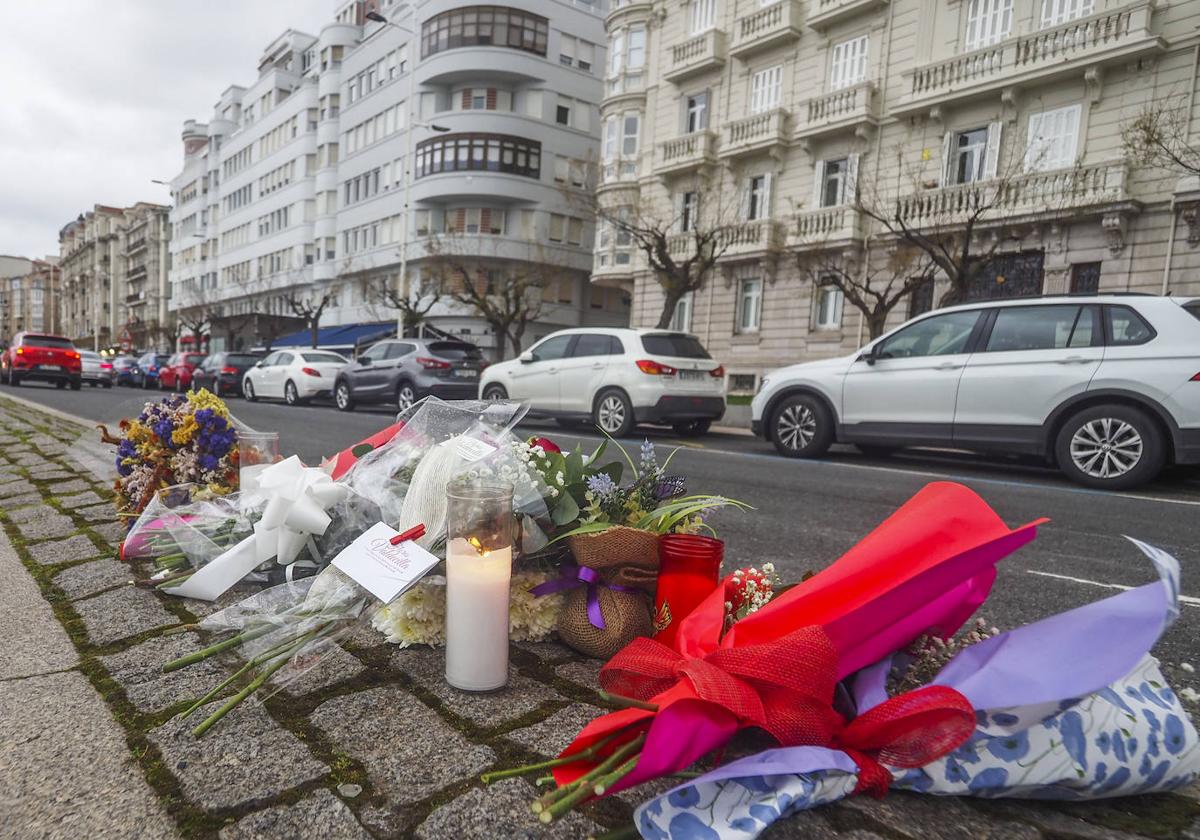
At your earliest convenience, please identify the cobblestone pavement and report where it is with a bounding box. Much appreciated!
[0,395,1197,839]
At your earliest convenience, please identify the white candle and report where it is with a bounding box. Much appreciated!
[445,536,512,691]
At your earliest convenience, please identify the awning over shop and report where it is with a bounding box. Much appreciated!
[269,321,395,352]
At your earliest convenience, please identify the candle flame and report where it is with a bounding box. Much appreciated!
[468,536,490,557]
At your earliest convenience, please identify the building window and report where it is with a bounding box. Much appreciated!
[670,293,693,332]
[679,191,699,231]
[1070,262,1101,294]
[815,285,844,329]
[683,92,709,133]
[1041,0,1094,27]
[737,278,763,333]
[414,133,541,179]
[421,6,549,58]
[1025,104,1081,172]
[829,35,868,90]
[745,174,770,220]
[908,278,935,317]
[945,124,1001,185]
[813,156,859,208]
[556,104,571,126]
[750,65,782,114]
[965,0,1013,51]
[690,0,717,34]
[607,24,646,94]
[602,112,641,181]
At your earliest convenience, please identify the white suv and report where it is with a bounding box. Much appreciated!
[751,296,1200,489]
[480,328,726,436]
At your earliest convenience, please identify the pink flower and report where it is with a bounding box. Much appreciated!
[529,436,561,454]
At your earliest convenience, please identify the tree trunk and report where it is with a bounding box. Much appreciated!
[656,283,687,330]
[310,319,319,349]
[867,309,891,340]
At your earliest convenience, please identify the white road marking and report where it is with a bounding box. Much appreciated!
[1026,569,1200,607]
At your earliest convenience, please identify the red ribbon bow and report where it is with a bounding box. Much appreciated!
[599,625,975,796]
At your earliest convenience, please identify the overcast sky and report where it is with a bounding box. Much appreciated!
[0,1,334,259]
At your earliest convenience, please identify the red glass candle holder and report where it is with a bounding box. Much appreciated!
[654,534,724,649]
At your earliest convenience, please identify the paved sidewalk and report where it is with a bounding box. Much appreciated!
[0,395,1196,839]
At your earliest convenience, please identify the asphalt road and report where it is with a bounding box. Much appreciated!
[8,380,1200,702]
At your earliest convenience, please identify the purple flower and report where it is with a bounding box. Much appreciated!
[586,473,617,498]
[198,454,219,472]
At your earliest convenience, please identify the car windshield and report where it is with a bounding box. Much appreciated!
[427,342,482,360]
[226,354,262,365]
[184,354,206,365]
[640,333,711,359]
[300,352,346,363]
[22,335,73,349]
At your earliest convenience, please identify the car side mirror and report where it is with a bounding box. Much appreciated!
[860,347,878,366]
[519,351,534,364]
[255,360,265,368]
[359,356,373,366]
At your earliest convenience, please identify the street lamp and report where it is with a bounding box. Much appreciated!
[364,9,451,339]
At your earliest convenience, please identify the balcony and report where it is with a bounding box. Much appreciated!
[730,1,802,60]
[667,219,784,260]
[895,161,1132,228]
[665,29,728,85]
[719,109,790,161]
[807,0,889,31]
[795,82,879,142]
[655,131,718,177]
[125,290,148,306]
[791,206,864,250]
[898,2,1163,116]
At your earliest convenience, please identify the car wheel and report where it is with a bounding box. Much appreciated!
[56,380,66,390]
[396,381,416,412]
[1054,404,1165,490]
[244,379,257,402]
[69,379,81,391]
[284,380,302,406]
[672,419,712,437]
[103,381,112,389]
[593,389,634,437]
[483,384,508,401]
[335,381,355,412]
[770,394,833,458]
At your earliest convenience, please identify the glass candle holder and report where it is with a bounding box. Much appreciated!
[653,533,724,649]
[237,430,279,493]
[445,478,515,691]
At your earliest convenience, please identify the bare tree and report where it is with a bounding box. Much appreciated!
[286,286,333,349]
[370,269,441,337]
[1121,100,1200,179]
[796,243,936,339]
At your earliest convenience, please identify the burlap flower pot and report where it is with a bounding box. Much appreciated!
[558,526,661,659]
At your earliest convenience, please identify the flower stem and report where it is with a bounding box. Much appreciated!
[162,623,276,673]
[536,734,645,821]
[180,634,306,719]
[597,690,659,712]
[482,731,623,785]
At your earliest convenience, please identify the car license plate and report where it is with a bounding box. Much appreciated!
[38,365,62,371]
[678,370,704,381]
[454,369,477,378]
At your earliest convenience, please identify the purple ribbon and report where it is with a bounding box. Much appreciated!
[529,564,637,629]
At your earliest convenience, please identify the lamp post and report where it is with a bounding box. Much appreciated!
[364,10,450,340]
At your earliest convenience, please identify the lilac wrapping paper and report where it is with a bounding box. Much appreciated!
[634,538,1200,840]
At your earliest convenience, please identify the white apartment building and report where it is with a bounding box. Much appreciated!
[167,0,630,357]
[595,0,1200,393]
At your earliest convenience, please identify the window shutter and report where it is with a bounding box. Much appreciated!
[741,179,752,220]
[1024,110,1045,171]
[940,131,954,186]
[812,159,826,207]
[984,120,1003,179]
[1060,104,1080,167]
[461,89,472,109]
[486,88,497,110]
[454,208,466,232]
[481,208,492,231]
[844,154,859,205]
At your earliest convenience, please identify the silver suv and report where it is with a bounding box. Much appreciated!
[333,338,487,412]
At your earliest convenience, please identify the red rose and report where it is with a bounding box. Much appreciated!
[529,436,561,453]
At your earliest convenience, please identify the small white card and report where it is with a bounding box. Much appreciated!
[331,522,441,604]
[438,436,497,463]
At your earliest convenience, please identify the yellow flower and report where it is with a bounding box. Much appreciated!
[172,416,198,445]
[187,388,231,418]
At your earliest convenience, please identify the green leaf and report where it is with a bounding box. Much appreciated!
[351,443,374,457]
[589,439,608,465]
[544,521,616,545]
[597,461,623,484]
[564,450,585,486]
[551,492,580,526]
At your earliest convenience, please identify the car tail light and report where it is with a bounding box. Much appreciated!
[1192,371,1200,381]
[709,365,725,378]
[70,351,80,359]
[100,362,113,369]
[636,359,677,375]
[301,367,321,377]
[479,360,490,369]
[221,366,238,375]
[416,356,450,370]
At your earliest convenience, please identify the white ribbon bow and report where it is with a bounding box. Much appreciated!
[167,456,349,601]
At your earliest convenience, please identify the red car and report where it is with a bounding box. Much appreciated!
[158,352,207,391]
[1,332,82,389]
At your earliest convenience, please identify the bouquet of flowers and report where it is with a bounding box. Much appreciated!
[99,389,239,524]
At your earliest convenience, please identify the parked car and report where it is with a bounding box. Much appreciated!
[479,328,725,436]
[192,351,265,397]
[0,332,82,389]
[80,351,114,388]
[112,355,140,386]
[134,352,172,389]
[243,349,348,405]
[333,339,487,412]
[751,295,1200,490]
[158,352,207,391]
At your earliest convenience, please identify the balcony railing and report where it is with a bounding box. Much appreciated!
[791,206,864,248]
[900,2,1162,114]
[895,161,1130,228]
[655,130,717,175]
[719,109,789,159]
[665,29,728,84]
[731,1,802,59]
[667,220,784,257]
[796,82,879,140]
[808,0,889,30]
